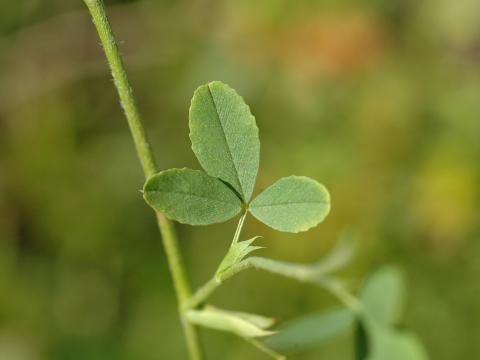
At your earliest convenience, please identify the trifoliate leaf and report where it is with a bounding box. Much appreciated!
[186,306,276,338]
[249,176,330,233]
[216,237,263,279]
[360,266,405,327]
[143,168,242,225]
[265,308,355,354]
[189,81,260,202]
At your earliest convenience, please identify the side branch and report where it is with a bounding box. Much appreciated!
[186,256,362,313]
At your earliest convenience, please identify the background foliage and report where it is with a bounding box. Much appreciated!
[1,0,480,359]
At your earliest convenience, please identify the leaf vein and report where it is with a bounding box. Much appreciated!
[148,190,239,206]
[252,201,329,208]
[207,84,244,199]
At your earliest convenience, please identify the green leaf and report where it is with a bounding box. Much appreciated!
[249,176,330,233]
[189,81,260,202]
[360,266,405,327]
[143,168,242,225]
[359,266,429,360]
[368,325,428,360]
[216,237,263,279]
[186,306,276,338]
[265,308,355,354]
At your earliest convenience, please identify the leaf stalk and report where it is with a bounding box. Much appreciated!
[232,211,248,245]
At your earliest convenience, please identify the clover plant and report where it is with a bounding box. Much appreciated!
[143,80,330,233]
[83,1,429,359]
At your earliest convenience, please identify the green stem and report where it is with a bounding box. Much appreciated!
[188,255,363,314]
[83,0,155,177]
[245,338,286,360]
[320,277,363,314]
[231,211,247,245]
[229,257,362,312]
[156,214,204,359]
[184,277,219,310]
[185,212,248,310]
[82,1,203,359]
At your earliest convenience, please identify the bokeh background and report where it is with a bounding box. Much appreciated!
[1,0,480,359]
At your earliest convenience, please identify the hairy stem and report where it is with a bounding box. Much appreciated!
[82,1,203,359]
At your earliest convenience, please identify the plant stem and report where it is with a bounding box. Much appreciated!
[83,0,156,177]
[184,277,219,310]
[320,277,363,314]
[189,255,363,316]
[185,212,248,310]
[82,1,203,359]
[156,214,204,359]
[231,211,247,245]
[245,338,286,360]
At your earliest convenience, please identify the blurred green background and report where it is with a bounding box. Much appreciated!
[1,0,480,359]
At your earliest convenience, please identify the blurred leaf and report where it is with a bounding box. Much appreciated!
[360,266,405,327]
[216,237,263,279]
[186,306,275,338]
[359,267,429,359]
[368,325,428,360]
[265,308,355,354]
[189,81,260,202]
[249,176,330,233]
[143,168,242,225]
